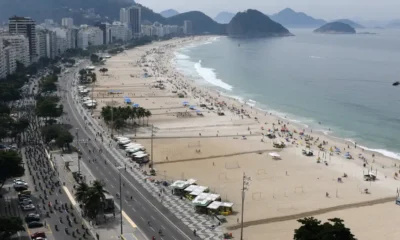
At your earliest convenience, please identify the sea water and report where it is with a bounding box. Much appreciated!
[172,29,400,159]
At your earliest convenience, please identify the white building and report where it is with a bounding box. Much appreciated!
[110,22,131,42]
[0,40,6,79]
[61,18,74,28]
[119,8,129,24]
[0,34,30,66]
[183,20,193,35]
[77,30,89,49]
[141,22,180,37]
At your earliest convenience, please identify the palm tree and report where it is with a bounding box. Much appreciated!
[145,110,152,126]
[137,107,145,125]
[75,182,90,203]
[83,180,108,220]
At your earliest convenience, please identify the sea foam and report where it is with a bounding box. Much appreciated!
[194,60,233,91]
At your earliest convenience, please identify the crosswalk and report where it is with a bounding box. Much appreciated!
[70,87,226,239]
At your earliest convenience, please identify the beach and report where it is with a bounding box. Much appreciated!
[88,36,400,239]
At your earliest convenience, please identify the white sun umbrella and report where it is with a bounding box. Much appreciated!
[124,143,141,148]
[118,139,131,144]
[125,144,143,150]
[126,147,143,153]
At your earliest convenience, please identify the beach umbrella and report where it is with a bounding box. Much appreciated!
[189,105,196,109]
[196,110,201,113]
[132,103,140,107]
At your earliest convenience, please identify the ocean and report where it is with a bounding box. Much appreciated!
[172,29,400,160]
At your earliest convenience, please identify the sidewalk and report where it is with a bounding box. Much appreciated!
[53,152,147,240]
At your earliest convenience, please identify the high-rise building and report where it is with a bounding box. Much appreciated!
[0,34,30,67]
[128,5,141,38]
[183,20,193,35]
[61,18,74,28]
[120,8,129,24]
[8,16,37,63]
[77,30,89,49]
[35,29,58,59]
[0,40,6,79]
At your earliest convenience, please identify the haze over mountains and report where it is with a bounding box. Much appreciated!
[160,9,179,18]
[0,0,395,31]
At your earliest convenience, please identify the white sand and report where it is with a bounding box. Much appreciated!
[88,36,400,239]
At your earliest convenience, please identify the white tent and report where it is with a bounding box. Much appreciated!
[269,152,281,159]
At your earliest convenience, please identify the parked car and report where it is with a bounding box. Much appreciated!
[19,198,32,206]
[25,214,40,223]
[27,221,44,228]
[13,179,26,183]
[30,232,45,239]
[14,181,28,186]
[22,204,35,211]
[14,185,28,192]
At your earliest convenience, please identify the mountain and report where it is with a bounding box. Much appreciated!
[314,22,356,34]
[334,19,364,29]
[166,11,226,34]
[227,9,292,37]
[270,8,326,28]
[214,12,235,24]
[160,9,179,18]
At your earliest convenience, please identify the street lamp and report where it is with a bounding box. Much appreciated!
[240,173,251,240]
[117,166,123,235]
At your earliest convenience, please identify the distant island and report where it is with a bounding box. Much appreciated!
[227,9,293,37]
[334,19,365,29]
[270,8,326,28]
[314,22,356,34]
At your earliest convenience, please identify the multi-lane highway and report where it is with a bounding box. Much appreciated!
[58,63,195,240]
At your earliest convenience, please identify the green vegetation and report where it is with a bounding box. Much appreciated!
[75,180,108,220]
[228,9,292,37]
[294,217,356,240]
[35,96,63,122]
[314,22,356,34]
[101,106,152,132]
[0,151,25,189]
[0,216,25,239]
[41,124,74,148]
[39,74,58,94]
[167,11,226,34]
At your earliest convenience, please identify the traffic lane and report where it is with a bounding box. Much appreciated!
[62,68,192,239]
[78,146,180,240]
[63,87,194,240]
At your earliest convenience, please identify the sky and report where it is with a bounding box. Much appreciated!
[137,0,400,21]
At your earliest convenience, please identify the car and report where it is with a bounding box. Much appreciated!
[27,221,44,228]
[14,181,28,186]
[34,237,47,240]
[14,185,28,192]
[25,214,40,223]
[13,179,26,183]
[22,204,35,211]
[20,198,32,206]
[27,213,40,219]
[31,232,46,239]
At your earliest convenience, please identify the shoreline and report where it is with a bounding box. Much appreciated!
[172,37,400,162]
[89,36,400,239]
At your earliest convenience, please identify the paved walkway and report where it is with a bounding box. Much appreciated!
[53,153,147,240]
[70,82,226,240]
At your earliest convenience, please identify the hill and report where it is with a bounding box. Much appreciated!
[334,19,364,29]
[270,8,326,28]
[314,22,356,34]
[160,9,179,18]
[214,12,235,24]
[227,9,292,37]
[166,11,226,34]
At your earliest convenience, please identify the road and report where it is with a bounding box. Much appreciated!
[58,63,196,240]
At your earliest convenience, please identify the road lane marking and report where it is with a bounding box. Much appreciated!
[122,210,137,228]
[63,186,77,206]
[140,216,145,221]
[110,184,115,189]
[132,207,136,212]
[161,225,166,230]
[151,216,155,220]
[150,227,155,232]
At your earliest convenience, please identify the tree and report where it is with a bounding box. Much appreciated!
[75,182,90,203]
[41,125,74,148]
[36,96,63,122]
[0,216,24,239]
[0,151,24,189]
[294,217,356,240]
[75,180,108,220]
[145,110,152,126]
[90,54,100,64]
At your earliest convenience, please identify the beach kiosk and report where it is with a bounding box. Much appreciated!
[170,179,197,196]
[192,193,221,214]
[184,185,209,200]
[207,201,234,216]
